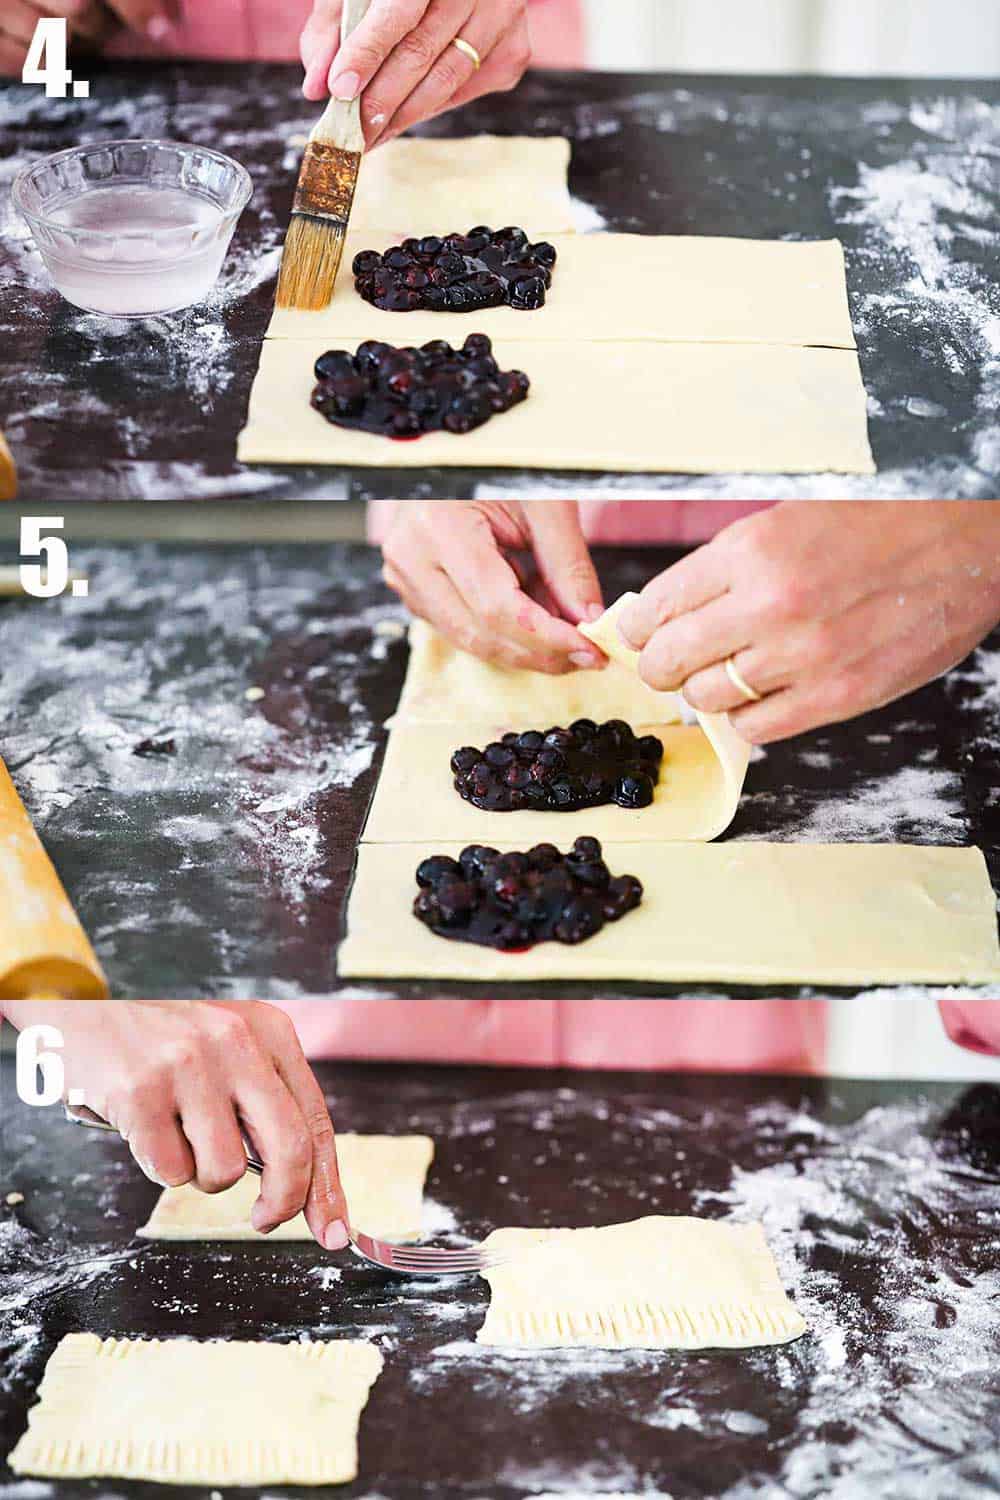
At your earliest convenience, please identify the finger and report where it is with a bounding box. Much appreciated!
[326,0,429,101]
[636,592,752,694]
[439,510,604,670]
[0,32,26,71]
[369,2,505,146]
[523,501,604,626]
[0,0,46,46]
[420,19,530,115]
[681,653,778,716]
[126,1113,197,1189]
[67,6,119,45]
[362,0,477,148]
[176,1076,250,1196]
[619,544,732,652]
[259,1005,349,1251]
[103,0,178,41]
[300,0,340,68]
[385,556,572,674]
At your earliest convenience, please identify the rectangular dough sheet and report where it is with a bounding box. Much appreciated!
[339,134,575,238]
[338,840,1000,986]
[137,1133,433,1241]
[476,1217,807,1349]
[8,1333,383,1486]
[267,234,857,348]
[365,721,737,845]
[237,338,875,475]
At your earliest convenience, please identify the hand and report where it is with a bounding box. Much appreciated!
[617,501,1000,744]
[382,500,606,674]
[300,0,531,148]
[0,0,116,77]
[3,999,349,1250]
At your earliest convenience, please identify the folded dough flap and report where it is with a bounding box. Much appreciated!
[476,1216,807,1349]
[580,596,750,840]
[0,759,108,1000]
[377,617,739,842]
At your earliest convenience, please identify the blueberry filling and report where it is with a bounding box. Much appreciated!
[450,719,663,813]
[353,227,557,313]
[413,837,643,950]
[310,335,529,438]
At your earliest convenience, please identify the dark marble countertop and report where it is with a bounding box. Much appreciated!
[1,66,998,501]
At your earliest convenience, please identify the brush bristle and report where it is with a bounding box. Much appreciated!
[275,214,348,311]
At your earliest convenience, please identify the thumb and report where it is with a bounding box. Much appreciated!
[524,502,604,626]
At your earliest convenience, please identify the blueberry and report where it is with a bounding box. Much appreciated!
[637,735,664,764]
[603,875,643,920]
[459,845,499,879]
[314,349,356,382]
[416,855,464,889]
[463,333,493,358]
[573,860,610,890]
[497,921,531,950]
[417,235,443,258]
[528,843,562,870]
[493,874,523,907]
[570,718,599,741]
[571,836,603,862]
[529,241,558,266]
[352,249,382,276]
[451,746,482,776]
[436,879,476,926]
[484,742,515,769]
[505,764,531,791]
[616,772,654,809]
[544,728,573,751]
[554,897,603,945]
[496,852,530,878]
[516,730,545,757]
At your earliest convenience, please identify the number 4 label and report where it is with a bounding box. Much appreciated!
[22,17,90,99]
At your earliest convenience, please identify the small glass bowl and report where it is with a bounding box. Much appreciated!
[13,139,253,317]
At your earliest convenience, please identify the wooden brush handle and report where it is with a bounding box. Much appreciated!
[311,0,373,153]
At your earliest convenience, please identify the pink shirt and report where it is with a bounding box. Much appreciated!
[110,1,585,67]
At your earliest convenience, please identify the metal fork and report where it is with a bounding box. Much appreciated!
[64,1103,514,1279]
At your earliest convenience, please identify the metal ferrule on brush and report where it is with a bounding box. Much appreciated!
[292,142,361,225]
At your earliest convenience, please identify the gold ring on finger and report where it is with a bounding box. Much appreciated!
[452,36,481,69]
[724,656,762,704]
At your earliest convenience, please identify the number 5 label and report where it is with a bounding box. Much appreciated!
[20,517,89,598]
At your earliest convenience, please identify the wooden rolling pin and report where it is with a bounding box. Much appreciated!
[0,433,17,501]
[0,759,108,999]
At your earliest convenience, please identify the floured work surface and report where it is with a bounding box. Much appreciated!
[5,1058,1000,1498]
[138,1133,433,1241]
[242,134,874,476]
[477,1217,807,1349]
[339,839,1000,985]
[8,1333,384,1486]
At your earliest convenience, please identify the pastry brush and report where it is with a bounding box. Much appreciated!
[275,0,372,312]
